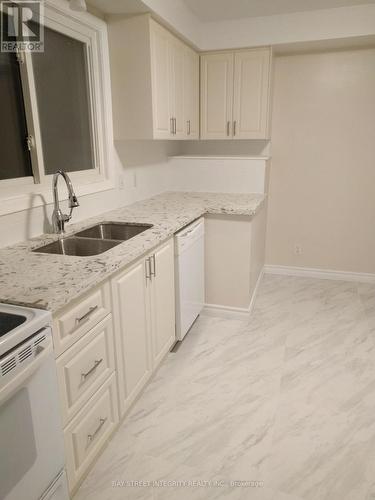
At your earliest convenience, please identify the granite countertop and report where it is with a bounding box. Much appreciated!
[0,191,265,314]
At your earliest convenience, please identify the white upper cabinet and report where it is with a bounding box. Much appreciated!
[109,15,199,140]
[200,48,272,140]
[150,19,172,139]
[200,52,234,140]
[168,35,186,139]
[184,45,199,139]
[233,48,271,139]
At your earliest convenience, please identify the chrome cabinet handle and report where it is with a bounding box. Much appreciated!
[145,257,151,284]
[150,254,156,277]
[87,417,107,443]
[187,120,191,135]
[233,120,237,136]
[81,359,103,381]
[226,121,230,136]
[174,117,177,135]
[76,305,98,324]
[170,117,174,134]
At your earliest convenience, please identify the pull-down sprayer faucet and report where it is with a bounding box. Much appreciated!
[52,170,79,234]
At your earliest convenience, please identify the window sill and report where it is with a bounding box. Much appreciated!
[0,178,115,217]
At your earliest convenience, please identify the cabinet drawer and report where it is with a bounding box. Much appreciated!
[64,374,119,493]
[53,282,111,356]
[57,315,115,425]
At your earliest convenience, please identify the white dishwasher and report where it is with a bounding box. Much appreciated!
[175,218,205,341]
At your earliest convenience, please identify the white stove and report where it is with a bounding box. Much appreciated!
[0,303,69,500]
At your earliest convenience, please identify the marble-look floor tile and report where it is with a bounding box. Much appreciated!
[74,275,375,500]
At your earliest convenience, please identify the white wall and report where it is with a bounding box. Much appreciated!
[266,47,375,274]
[169,157,268,194]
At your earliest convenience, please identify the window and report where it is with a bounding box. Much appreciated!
[32,26,94,175]
[0,4,111,215]
[0,50,33,180]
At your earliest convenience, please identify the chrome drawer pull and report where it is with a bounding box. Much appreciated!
[76,305,98,324]
[145,257,151,285]
[81,359,103,381]
[87,417,107,443]
[150,254,156,277]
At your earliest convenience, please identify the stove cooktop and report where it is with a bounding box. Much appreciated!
[0,312,27,338]
[0,303,51,357]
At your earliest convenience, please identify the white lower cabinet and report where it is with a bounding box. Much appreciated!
[53,282,111,357]
[56,314,116,426]
[149,239,176,367]
[111,257,152,416]
[204,210,266,311]
[63,374,119,491]
[54,239,176,492]
[112,238,176,417]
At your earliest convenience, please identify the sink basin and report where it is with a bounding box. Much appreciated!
[75,222,153,241]
[33,237,121,257]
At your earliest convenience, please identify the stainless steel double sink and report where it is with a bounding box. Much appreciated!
[33,222,153,257]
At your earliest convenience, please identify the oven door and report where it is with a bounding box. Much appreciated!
[0,328,66,500]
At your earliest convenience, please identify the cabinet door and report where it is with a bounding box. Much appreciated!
[169,36,185,139]
[184,45,199,139]
[112,259,151,416]
[200,52,234,140]
[233,48,271,139]
[150,20,173,139]
[150,239,176,368]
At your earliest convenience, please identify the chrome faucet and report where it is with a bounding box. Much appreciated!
[52,170,79,234]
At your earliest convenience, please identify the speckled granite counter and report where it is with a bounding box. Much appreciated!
[0,191,265,314]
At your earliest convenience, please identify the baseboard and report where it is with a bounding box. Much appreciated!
[264,265,375,283]
[202,267,265,319]
[202,303,251,319]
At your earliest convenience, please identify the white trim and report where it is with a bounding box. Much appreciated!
[168,156,271,160]
[202,267,264,319]
[264,265,375,283]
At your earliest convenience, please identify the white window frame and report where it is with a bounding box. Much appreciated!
[0,0,114,216]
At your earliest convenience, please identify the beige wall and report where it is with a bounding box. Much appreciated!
[266,47,375,274]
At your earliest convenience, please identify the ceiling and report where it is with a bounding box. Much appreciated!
[87,0,149,15]
[183,0,375,21]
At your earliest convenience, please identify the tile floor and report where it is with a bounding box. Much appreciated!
[74,274,375,500]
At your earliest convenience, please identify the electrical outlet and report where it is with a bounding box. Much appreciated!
[294,245,303,255]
